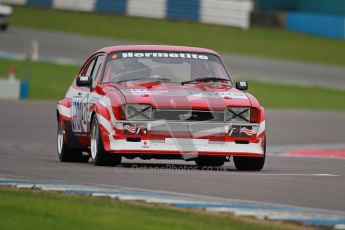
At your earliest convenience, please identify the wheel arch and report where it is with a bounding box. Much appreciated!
[57,99,83,150]
[90,101,114,152]
[90,111,97,126]
[56,109,60,122]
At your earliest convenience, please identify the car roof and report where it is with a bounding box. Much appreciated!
[96,45,219,56]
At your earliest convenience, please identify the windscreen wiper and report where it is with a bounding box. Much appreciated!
[112,77,171,84]
[115,78,142,84]
[181,77,231,85]
[102,79,138,84]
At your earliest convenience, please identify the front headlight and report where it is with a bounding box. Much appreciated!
[121,104,153,121]
[225,107,250,123]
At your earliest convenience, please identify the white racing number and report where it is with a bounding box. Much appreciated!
[71,96,89,133]
[71,93,102,133]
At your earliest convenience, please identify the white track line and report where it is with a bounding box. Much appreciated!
[228,173,339,176]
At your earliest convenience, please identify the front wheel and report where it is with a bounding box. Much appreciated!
[233,137,266,171]
[91,116,122,166]
[57,119,89,163]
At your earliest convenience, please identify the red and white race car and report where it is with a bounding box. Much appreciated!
[0,4,12,31]
[57,45,266,170]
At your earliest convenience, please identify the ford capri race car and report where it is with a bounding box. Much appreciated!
[57,45,266,170]
[0,4,12,31]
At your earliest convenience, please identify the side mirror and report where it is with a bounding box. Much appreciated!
[235,81,248,91]
[76,76,92,87]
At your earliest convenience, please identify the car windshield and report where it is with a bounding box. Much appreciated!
[102,51,232,84]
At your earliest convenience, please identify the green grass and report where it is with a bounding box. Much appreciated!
[1,58,345,110]
[11,6,345,66]
[0,59,78,100]
[249,82,345,110]
[0,188,296,230]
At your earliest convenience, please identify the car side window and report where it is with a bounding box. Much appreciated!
[85,58,96,77]
[78,57,96,79]
[91,55,105,88]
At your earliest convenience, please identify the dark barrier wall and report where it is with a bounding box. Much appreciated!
[298,0,345,16]
[287,12,345,39]
[257,0,345,15]
[95,0,127,14]
[258,0,345,39]
[27,0,52,7]
[256,0,297,11]
[2,0,253,29]
[167,0,200,21]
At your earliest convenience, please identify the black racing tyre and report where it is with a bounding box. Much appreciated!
[0,24,8,31]
[91,116,122,166]
[233,137,266,171]
[0,23,8,31]
[57,119,89,163]
[195,156,226,167]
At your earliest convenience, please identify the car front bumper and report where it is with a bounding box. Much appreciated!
[99,119,266,157]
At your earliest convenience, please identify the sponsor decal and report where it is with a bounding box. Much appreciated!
[80,76,89,81]
[229,92,247,99]
[123,123,147,135]
[142,141,149,149]
[229,125,252,138]
[240,126,252,137]
[121,52,209,60]
[239,81,247,87]
[123,123,136,134]
[229,126,240,137]
[121,89,248,100]
[122,89,151,95]
[178,112,197,120]
[219,92,247,99]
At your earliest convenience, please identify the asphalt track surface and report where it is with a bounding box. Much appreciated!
[1,27,345,89]
[0,100,345,212]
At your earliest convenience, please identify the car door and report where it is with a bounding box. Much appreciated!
[85,54,105,133]
[72,54,104,134]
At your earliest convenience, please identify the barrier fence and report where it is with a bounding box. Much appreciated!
[256,0,345,39]
[2,0,253,29]
[287,12,345,40]
[3,1,344,40]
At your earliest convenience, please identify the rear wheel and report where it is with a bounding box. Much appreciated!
[195,156,226,167]
[91,116,122,166]
[57,119,89,163]
[233,137,266,171]
[0,24,8,31]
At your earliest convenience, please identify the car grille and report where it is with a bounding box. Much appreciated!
[150,123,225,138]
[153,109,225,122]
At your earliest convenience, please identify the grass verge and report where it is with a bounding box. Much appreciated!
[1,58,345,110]
[0,58,78,100]
[0,188,309,230]
[249,81,345,110]
[11,6,345,66]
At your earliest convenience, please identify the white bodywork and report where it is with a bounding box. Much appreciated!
[0,4,12,15]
